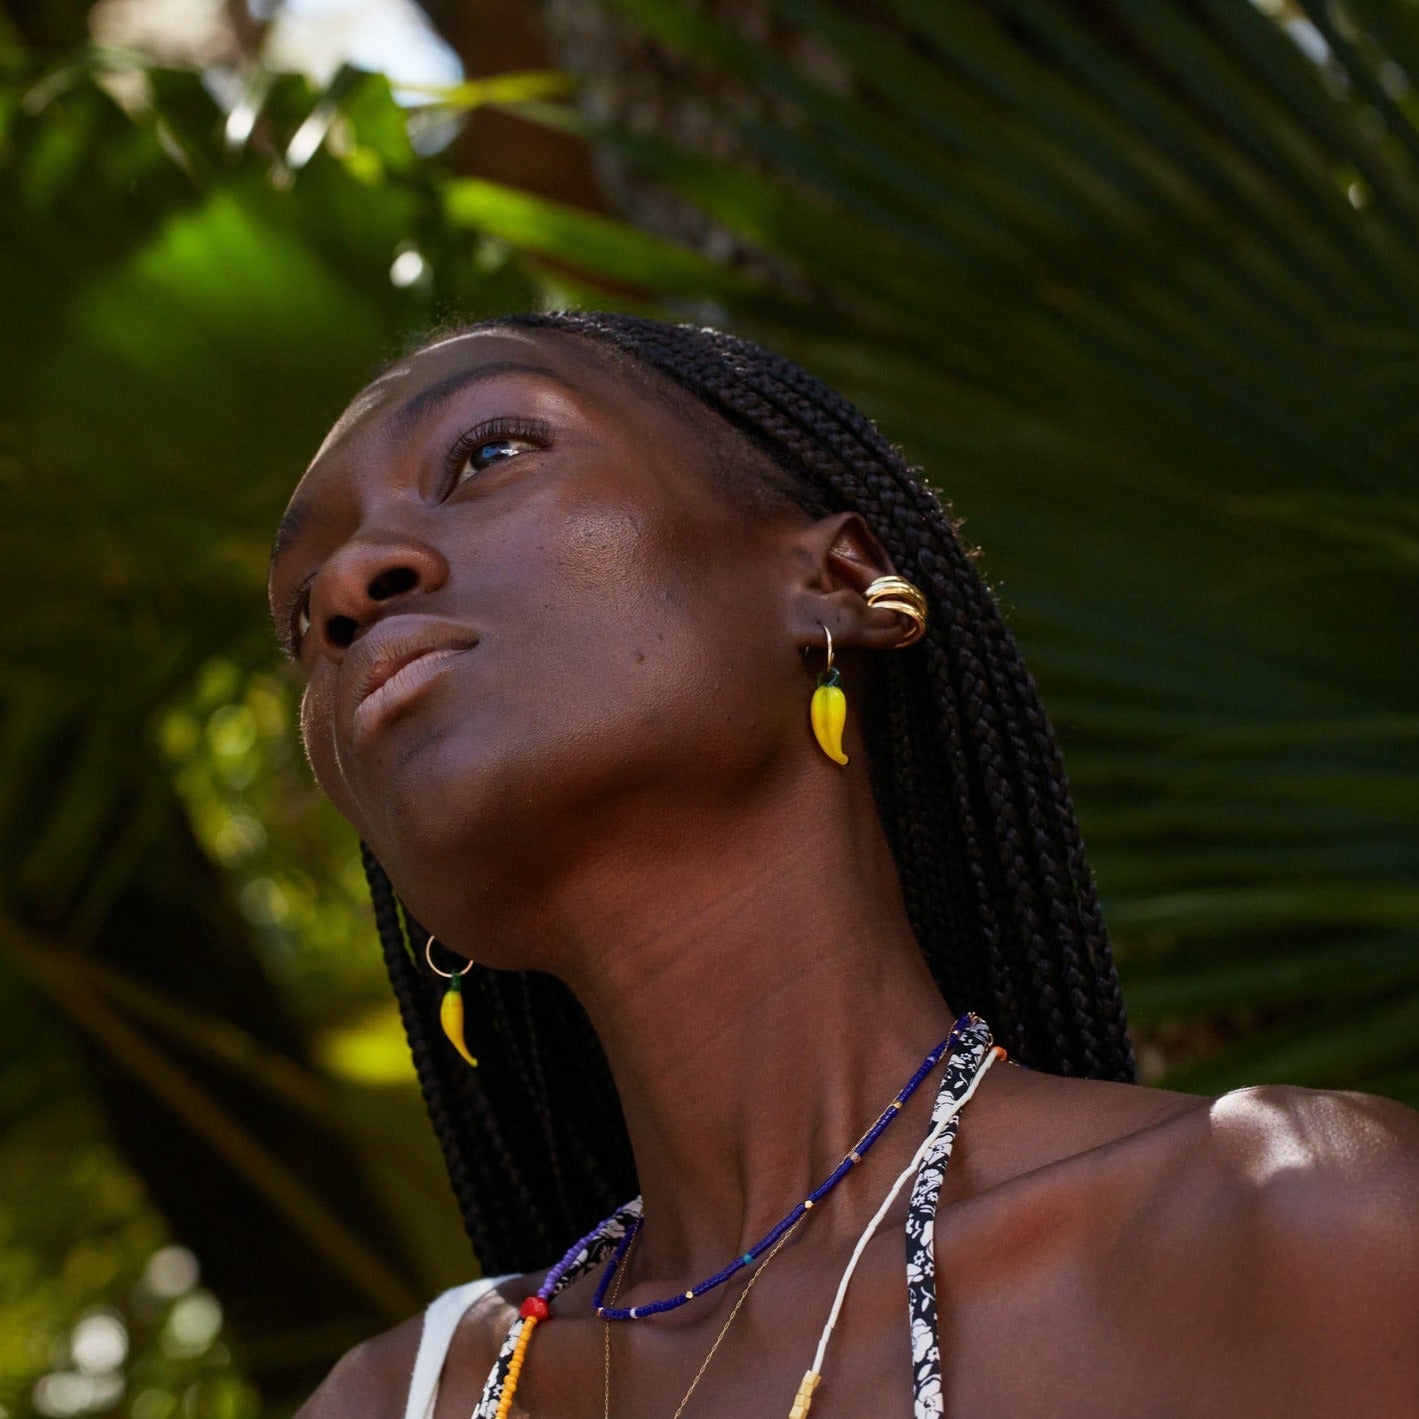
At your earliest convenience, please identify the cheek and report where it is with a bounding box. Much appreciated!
[524,500,679,677]
[550,502,651,599]
[536,502,783,758]
[298,674,355,818]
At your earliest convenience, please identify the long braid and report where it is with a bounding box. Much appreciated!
[361,845,572,1271]
[658,323,1087,1067]
[360,311,1136,1274]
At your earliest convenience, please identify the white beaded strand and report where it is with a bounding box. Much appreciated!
[788,1044,1000,1419]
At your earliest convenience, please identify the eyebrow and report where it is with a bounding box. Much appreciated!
[269,359,580,568]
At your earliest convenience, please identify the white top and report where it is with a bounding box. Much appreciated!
[402,1276,510,1419]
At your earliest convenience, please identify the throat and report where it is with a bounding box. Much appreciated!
[597,1021,975,1322]
[512,1017,1002,1419]
[542,789,974,1301]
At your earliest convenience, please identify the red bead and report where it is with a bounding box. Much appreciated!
[520,1296,550,1321]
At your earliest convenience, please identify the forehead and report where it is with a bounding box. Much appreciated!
[311,327,629,466]
[270,326,715,573]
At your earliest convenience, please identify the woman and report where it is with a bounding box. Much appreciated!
[269,312,1418,1418]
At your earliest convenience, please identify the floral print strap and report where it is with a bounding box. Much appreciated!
[904,1016,994,1419]
[471,1198,643,1419]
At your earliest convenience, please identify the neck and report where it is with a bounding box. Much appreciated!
[547,761,958,1289]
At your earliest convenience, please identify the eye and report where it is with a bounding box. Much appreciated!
[443,415,552,496]
[277,574,315,660]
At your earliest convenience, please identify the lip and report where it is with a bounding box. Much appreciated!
[344,617,478,747]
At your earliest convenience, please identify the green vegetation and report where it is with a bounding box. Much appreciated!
[2,2,1416,1415]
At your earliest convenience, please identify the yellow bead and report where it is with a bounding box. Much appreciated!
[788,1370,821,1419]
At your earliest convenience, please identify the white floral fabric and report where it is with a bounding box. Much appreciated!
[904,1014,994,1418]
[472,1197,642,1419]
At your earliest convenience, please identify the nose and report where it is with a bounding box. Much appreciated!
[307,536,449,657]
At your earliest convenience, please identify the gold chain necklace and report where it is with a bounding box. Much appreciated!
[603,1213,805,1419]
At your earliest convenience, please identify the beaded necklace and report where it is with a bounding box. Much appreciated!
[603,1210,806,1419]
[476,1013,982,1419]
[602,1024,1003,1419]
[593,1018,973,1321]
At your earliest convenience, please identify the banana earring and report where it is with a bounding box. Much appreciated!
[425,934,478,1067]
[810,623,849,766]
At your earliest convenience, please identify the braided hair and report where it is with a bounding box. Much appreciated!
[358,311,1136,1276]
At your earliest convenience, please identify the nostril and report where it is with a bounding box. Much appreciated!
[327,614,358,649]
[368,566,418,600]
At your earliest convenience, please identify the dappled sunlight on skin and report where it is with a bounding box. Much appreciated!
[1207,1087,1317,1186]
[1206,1083,1419,1200]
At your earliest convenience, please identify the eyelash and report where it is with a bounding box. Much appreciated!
[279,573,316,662]
[441,415,552,498]
[278,415,553,660]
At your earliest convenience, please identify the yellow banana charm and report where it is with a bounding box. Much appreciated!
[438,970,479,1068]
[811,664,849,765]
[817,664,845,766]
[810,624,849,765]
[427,934,478,1067]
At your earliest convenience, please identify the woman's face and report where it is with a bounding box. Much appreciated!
[267,327,812,961]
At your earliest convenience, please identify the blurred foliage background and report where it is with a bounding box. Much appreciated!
[1,0,1415,1414]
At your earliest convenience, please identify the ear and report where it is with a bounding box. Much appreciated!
[783,511,915,654]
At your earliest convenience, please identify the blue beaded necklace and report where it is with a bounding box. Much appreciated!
[592,1012,977,1321]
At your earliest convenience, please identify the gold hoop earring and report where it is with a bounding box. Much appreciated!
[809,622,849,767]
[425,934,478,1068]
[863,575,928,647]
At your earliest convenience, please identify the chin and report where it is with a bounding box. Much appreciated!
[359,726,563,911]
[362,719,508,848]
[352,697,717,953]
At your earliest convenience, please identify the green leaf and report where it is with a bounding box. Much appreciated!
[442,175,761,299]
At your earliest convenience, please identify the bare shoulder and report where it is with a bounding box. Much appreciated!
[1032,1075,1419,1409]
[1195,1080,1419,1262]
[293,1311,426,1419]
[1154,1081,1419,1407]
[293,1275,537,1419]
[1007,1062,1419,1204]
[1201,1077,1419,1165]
